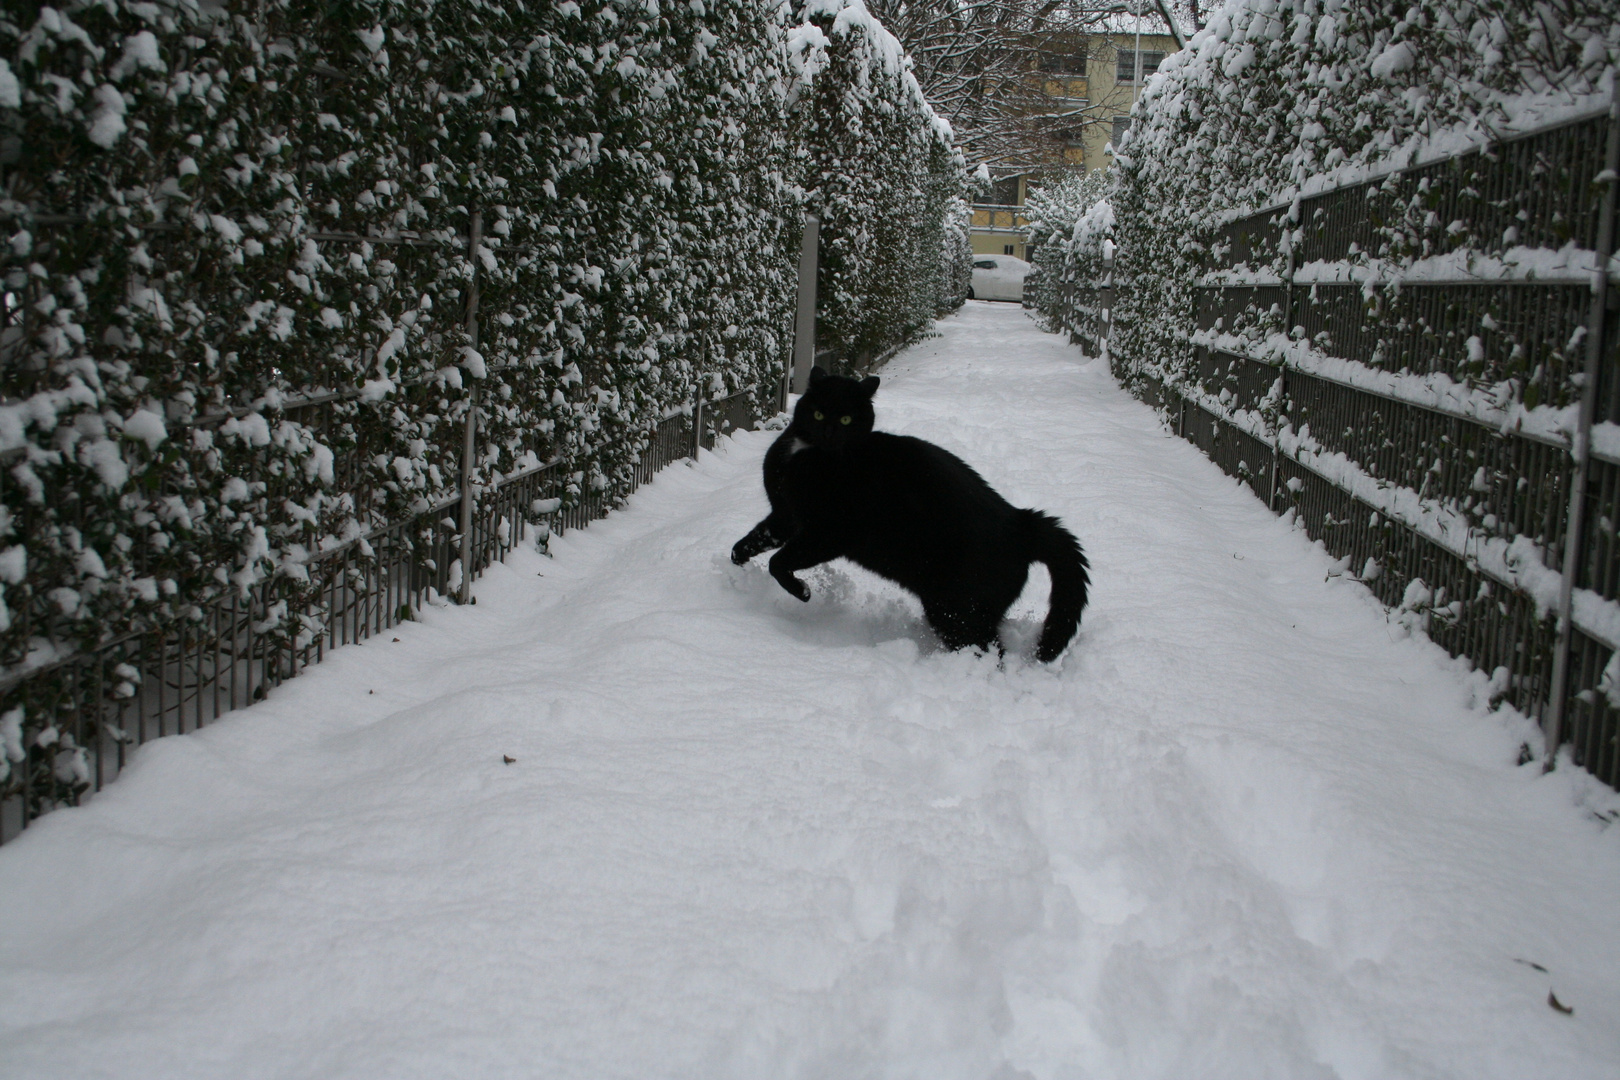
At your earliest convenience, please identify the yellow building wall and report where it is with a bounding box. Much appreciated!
[973,234,1028,259]
[968,32,1180,259]
[970,204,1032,260]
[1075,33,1180,175]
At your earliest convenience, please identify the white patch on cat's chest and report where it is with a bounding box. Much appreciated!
[786,437,811,456]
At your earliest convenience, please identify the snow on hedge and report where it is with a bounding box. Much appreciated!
[1109,0,1616,385]
[792,0,968,367]
[1031,0,1618,690]
[0,0,968,798]
[1023,171,1111,340]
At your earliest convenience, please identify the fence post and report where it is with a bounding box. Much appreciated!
[791,212,821,396]
[1271,206,1297,512]
[457,209,484,605]
[1544,91,1620,769]
[691,394,704,459]
[1100,241,1115,362]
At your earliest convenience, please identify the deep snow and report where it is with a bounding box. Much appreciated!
[2,302,1618,1079]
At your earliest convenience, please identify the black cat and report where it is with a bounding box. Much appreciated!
[731,367,1089,662]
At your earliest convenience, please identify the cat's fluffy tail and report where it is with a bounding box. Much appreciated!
[1024,510,1090,663]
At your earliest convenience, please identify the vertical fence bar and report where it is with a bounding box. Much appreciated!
[1544,91,1620,769]
[791,213,821,396]
[457,210,483,605]
[1272,205,1296,512]
[1100,241,1115,361]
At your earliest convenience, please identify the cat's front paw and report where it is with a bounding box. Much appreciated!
[731,525,775,565]
[775,573,811,602]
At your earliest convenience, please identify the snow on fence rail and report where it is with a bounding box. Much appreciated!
[0,197,770,845]
[1067,104,1620,789]
[0,375,759,845]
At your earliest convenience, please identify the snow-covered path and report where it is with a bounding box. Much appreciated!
[4,302,1619,1079]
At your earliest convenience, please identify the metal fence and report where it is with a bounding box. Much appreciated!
[1104,102,1620,787]
[0,373,759,845]
[0,172,786,847]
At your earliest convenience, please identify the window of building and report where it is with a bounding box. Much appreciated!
[1116,49,1163,83]
[1004,244,1016,256]
[1111,117,1132,150]
[989,175,1020,206]
[1038,50,1086,75]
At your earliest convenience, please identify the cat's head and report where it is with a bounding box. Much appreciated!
[793,367,878,447]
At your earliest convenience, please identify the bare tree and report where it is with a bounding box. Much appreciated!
[865,0,1192,174]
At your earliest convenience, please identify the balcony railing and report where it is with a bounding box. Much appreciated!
[971,204,1030,232]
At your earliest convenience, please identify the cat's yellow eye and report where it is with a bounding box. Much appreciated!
[813,410,824,420]
[840,415,852,425]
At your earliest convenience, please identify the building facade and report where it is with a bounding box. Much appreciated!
[970,28,1181,260]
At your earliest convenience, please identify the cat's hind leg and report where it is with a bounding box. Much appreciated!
[924,601,1001,655]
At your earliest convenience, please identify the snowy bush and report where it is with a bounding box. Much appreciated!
[790,0,970,371]
[1106,0,1617,392]
[937,194,972,313]
[1022,171,1110,335]
[0,0,965,808]
[1025,0,1618,757]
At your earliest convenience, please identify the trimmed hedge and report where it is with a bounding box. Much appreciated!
[792,0,968,369]
[1023,171,1110,338]
[1026,0,1618,779]
[1106,0,1616,393]
[0,0,967,797]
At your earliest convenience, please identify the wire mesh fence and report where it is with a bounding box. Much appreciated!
[1055,282,1111,358]
[1106,103,1620,787]
[0,388,760,845]
[0,154,791,845]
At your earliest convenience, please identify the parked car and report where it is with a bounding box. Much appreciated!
[968,254,1030,302]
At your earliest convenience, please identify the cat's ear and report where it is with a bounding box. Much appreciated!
[858,376,880,398]
[808,366,827,384]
